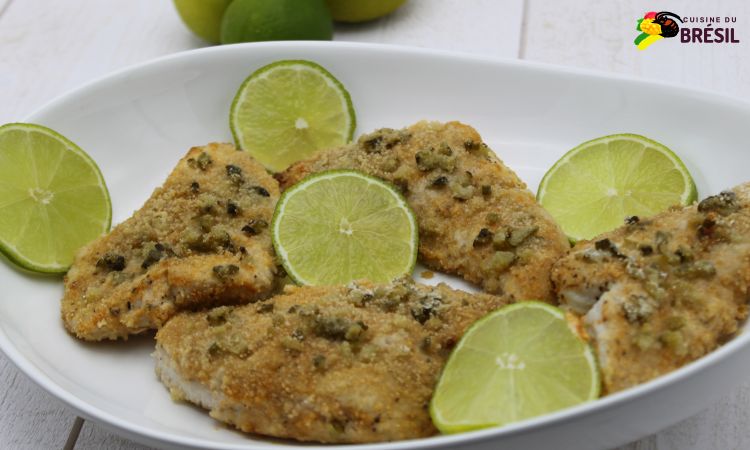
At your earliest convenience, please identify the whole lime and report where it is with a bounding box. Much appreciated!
[326,0,407,22]
[173,0,232,44]
[220,0,332,44]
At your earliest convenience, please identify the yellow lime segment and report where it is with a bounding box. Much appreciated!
[272,170,417,286]
[537,133,696,241]
[430,302,599,433]
[172,0,232,44]
[0,123,111,273]
[230,60,355,172]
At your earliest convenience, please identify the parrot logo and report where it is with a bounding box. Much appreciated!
[635,11,683,50]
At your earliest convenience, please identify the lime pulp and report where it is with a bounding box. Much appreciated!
[230,60,355,172]
[272,170,417,286]
[537,133,696,241]
[430,302,599,433]
[0,123,111,273]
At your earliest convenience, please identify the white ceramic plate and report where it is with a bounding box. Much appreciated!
[3,42,750,450]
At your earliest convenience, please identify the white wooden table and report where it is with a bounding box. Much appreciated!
[1,0,749,448]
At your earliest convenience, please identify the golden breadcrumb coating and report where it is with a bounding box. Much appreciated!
[552,183,750,393]
[62,143,280,341]
[278,121,569,302]
[154,278,513,443]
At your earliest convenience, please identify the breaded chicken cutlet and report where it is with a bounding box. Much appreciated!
[552,183,750,393]
[62,143,280,341]
[278,121,569,302]
[154,278,513,443]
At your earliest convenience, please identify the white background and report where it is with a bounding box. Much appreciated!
[1,0,749,448]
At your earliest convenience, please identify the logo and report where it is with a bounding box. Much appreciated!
[634,11,741,50]
[634,11,682,50]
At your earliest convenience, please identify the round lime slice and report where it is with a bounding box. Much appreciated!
[430,302,599,433]
[0,123,111,273]
[537,133,697,241]
[230,60,356,172]
[272,170,417,286]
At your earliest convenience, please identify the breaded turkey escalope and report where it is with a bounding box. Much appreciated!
[154,277,513,443]
[62,143,280,341]
[278,121,569,301]
[552,183,750,393]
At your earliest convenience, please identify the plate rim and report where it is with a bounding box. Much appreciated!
[3,40,750,449]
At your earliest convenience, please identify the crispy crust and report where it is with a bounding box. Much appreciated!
[278,121,569,302]
[155,278,513,443]
[62,143,280,341]
[552,183,750,393]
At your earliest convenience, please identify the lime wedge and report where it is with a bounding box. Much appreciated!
[430,302,599,433]
[537,134,696,241]
[272,170,417,285]
[230,60,356,172]
[0,123,111,273]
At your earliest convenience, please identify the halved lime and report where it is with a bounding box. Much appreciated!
[537,134,696,241]
[430,302,599,433]
[230,60,355,172]
[272,170,417,285]
[0,123,111,273]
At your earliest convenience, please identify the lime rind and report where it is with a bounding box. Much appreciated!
[229,60,356,172]
[430,301,599,434]
[272,169,417,286]
[538,133,696,204]
[0,123,111,274]
[537,133,697,241]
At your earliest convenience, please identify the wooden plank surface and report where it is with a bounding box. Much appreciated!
[0,0,201,124]
[0,365,75,449]
[618,381,750,449]
[522,0,750,98]
[335,0,523,57]
[75,421,153,450]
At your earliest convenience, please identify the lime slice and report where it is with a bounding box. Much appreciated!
[0,123,111,273]
[537,134,696,241]
[272,170,417,285]
[230,60,355,172]
[431,302,599,433]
